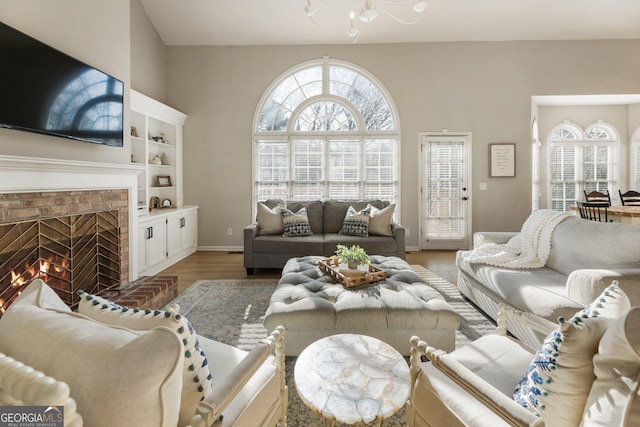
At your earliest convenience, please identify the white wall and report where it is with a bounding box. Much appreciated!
[0,0,131,165]
[130,0,166,102]
[165,41,640,249]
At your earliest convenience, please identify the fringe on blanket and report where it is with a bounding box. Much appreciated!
[466,209,573,269]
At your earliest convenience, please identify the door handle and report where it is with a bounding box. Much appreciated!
[461,196,469,201]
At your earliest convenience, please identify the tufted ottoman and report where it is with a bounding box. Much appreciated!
[263,255,460,356]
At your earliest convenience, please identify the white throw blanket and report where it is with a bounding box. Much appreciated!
[466,209,573,269]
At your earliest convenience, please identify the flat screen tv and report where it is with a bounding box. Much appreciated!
[0,22,124,147]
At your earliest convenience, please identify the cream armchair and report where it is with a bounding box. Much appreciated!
[0,330,286,427]
[406,304,556,427]
[0,280,288,427]
[406,285,640,427]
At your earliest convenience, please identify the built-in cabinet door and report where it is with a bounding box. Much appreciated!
[138,217,167,270]
[181,210,196,250]
[136,224,149,272]
[167,210,196,258]
[166,214,182,258]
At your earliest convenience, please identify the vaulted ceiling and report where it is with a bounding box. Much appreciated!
[140,0,640,46]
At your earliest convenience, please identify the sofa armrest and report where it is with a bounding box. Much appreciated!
[0,352,83,427]
[244,223,258,242]
[409,339,544,427]
[194,327,287,427]
[472,231,519,249]
[391,222,406,258]
[243,224,258,267]
[408,303,552,427]
[566,269,640,307]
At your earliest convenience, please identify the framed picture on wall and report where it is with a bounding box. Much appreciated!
[489,143,516,177]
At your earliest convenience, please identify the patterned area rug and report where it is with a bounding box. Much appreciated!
[168,267,495,426]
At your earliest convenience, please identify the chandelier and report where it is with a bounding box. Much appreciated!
[304,0,428,43]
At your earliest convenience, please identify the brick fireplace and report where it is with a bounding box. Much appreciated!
[0,189,128,311]
[0,155,142,312]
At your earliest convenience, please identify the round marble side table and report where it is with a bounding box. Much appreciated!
[294,333,411,426]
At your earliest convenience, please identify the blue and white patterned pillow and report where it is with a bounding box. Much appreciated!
[281,207,313,237]
[513,282,630,425]
[339,206,371,237]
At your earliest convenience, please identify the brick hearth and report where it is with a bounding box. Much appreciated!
[101,276,178,309]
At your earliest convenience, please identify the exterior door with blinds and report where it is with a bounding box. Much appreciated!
[420,133,471,250]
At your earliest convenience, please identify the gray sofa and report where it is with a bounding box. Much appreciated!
[243,199,405,274]
[456,215,640,347]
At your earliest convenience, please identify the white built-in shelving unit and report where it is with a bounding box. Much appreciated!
[131,90,198,275]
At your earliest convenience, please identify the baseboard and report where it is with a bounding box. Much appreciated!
[198,245,244,252]
[406,246,421,252]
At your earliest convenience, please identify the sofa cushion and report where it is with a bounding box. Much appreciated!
[282,207,313,236]
[253,234,324,253]
[256,200,286,235]
[0,280,183,427]
[368,203,395,236]
[457,250,582,320]
[582,306,640,426]
[338,205,371,237]
[513,282,630,426]
[546,217,640,275]
[77,291,213,427]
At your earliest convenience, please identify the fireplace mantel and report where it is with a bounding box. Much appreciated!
[0,155,144,192]
[0,155,144,282]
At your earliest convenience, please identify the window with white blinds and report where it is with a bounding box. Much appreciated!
[548,121,618,211]
[254,58,400,212]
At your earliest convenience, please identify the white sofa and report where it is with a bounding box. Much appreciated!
[456,215,640,347]
[406,284,640,426]
[0,280,287,427]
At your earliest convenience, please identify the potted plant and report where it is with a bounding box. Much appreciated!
[335,244,370,270]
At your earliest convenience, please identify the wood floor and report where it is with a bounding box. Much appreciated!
[160,250,458,294]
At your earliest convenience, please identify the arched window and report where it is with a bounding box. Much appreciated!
[548,120,618,211]
[253,58,400,213]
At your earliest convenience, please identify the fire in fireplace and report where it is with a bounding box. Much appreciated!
[0,210,121,313]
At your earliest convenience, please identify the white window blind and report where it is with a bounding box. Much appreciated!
[424,140,465,239]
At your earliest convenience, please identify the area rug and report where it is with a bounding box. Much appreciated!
[168,268,495,426]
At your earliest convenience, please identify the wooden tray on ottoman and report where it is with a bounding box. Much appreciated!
[318,258,387,288]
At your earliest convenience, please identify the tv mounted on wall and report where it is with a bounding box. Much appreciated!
[0,22,124,147]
